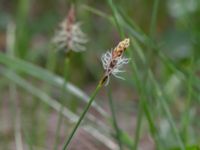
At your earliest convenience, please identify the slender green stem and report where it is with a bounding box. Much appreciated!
[133,100,143,150]
[107,86,122,150]
[9,81,24,150]
[147,0,159,70]
[107,0,124,37]
[160,94,185,150]
[149,0,159,37]
[81,4,113,22]
[106,0,163,148]
[15,0,30,58]
[46,45,57,72]
[130,56,163,149]
[141,95,162,149]
[149,72,185,150]
[6,21,24,150]
[182,57,194,145]
[39,45,58,146]
[62,83,102,150]
[54,106,64,150]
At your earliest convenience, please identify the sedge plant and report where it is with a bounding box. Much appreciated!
[62,38,130,150]
[52,5,88,149]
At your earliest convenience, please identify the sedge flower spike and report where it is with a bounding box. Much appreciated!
[53,5,88,52]
[101,38,130,86]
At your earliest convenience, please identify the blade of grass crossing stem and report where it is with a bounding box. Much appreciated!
[46,44,57,72]
[127,25,165,150]
[123,10,196,91]
[53,106,63,150]
[15,0,30,58]
[146,0,159,69]
[130,35,188,149]
[104,5,195,149]
[81,4,113,23]
[149,0,159,37]
[40,44,59,148]
[123,47,155,149]
[107,0,124,37]
[106,0,163,148]
[107,86,122,150]
[182,57,194,145]
[62,83,102,150]
[131,36,184,148]
[117,6,190,81]
[6,21,24,150]
[22,128,33,150]
[2,70,79,123]
[145,0,165,148]
[82,4,146,43]
[133,36,182,146]
[1,70,118,150]
[117,7,147,43]
[141,96,163,149]
[111,1,199,94]
[149,71,185,149]
[133,100,143,150]
[0,53,107,117]
[120,9,198,95]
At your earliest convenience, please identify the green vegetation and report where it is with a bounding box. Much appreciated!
[0,0,200,149]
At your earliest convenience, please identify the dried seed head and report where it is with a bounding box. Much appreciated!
[52,5,88,53]
[101,38,130,86]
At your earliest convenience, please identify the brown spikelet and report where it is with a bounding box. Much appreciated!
[66,5,75,33]
[100,38,130,86]
[53,4,88,52]
[112,38,130,59]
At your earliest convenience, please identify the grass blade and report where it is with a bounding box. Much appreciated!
[0,53,106,117]
[1,70,118,149]
[2,70,79,123]
[107,86,123,150]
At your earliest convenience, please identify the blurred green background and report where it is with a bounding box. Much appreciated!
[0,0,200,150]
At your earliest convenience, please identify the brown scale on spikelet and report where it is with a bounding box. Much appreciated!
[66,5,75,34]
[112,38,130,59]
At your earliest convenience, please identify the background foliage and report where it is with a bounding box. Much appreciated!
[0,0,200,149]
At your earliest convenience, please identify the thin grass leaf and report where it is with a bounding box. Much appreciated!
[81,4,113,23]
[15,0,30,58]
[149,71,185,149]
[1,70,118,150]
[2,70,79,122]
[6,21,24,150]
[106,0,164,148]
[133,100,143,150]
[0,53,107,117]
[181,57,194,145]
[149,0,160,37]
[107,86,123,150]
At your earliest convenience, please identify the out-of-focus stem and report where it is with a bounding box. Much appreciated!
[107,86,122,150]
[6,22,24,150]
[54,56,70,150]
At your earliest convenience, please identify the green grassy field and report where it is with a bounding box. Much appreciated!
[0,0,200,149]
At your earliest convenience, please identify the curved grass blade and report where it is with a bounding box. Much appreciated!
[0,53,107,117]
[1,70,118,150]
